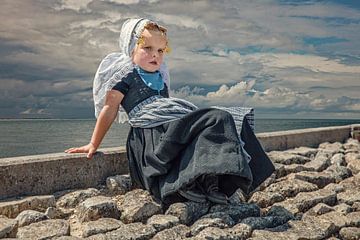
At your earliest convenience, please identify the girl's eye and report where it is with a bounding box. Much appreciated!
[158,49,164,54]
[144,46,152,51]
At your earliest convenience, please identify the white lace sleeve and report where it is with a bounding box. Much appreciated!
[93,53,134,124]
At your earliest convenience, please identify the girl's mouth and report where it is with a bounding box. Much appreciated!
[150,61,157,65]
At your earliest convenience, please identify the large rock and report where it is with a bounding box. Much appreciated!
[353,202,360,211]
[265,205,295,221]
[324,165,352,183]
[346,211,360,227]
[209,203,260,223]
[241,216,290,230]
[337,189,360,205]
[200,212,235,227]
[285,146,318,158]
[56,188,100,209]
[105,222,157,240]
[0,216,17,238]
[15,209,48,227]
[117,189,162,223]
[347,158,360,175]
[251,229,298,240]
[318,142,343,154]
[339,173,360,189]
[302,210,360,232]
[267,151,311,165]
[311,211,353,229]
[248,191,284,208]
[195,227,236,240]
[45,206,73,219]
[0,195,55,218]
[343,138,360,150]
[80,218,123,238]
[16,219,70,239]
[282,164,315,176]
[287,171,335,188]
[345,153,360,174]
[274,188,337,215]
[333,203,352,214]
[106,175,132,194]
[146,214,180,231]
[190,216,229,236]
[347,139,360,147]
[339,227,360,240]
[303,150,332,172]
[288,215,337,239]
[304,203,334,216]
[344,152,360,163]
[323,183,345,193]
[56,237,83,240]
[86,234,107,239]
[330,153,346,166]
[249,179,318,208]
[76,196,120,223]
[152,224,190,240]
[228,223,252,240]
[165,201,210,225]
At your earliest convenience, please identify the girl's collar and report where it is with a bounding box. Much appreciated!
[135,65,159,74]
[134,65,163,92]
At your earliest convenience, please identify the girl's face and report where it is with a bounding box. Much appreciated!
[132,29,167,72]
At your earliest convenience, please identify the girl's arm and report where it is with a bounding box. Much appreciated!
[65,90,124,159]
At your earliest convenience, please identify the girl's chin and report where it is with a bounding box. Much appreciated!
[143,65,160,72]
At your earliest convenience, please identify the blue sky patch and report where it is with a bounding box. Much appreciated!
[303,36,348,46]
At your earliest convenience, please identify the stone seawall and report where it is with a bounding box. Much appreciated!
[257,125,352,152]
[0,124,359,239]
[0,125,356,201]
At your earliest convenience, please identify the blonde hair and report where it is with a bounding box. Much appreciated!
[137,22,171,53]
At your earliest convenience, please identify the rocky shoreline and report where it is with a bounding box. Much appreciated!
[0,138,359,239]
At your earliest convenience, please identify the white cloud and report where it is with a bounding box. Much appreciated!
[285,3,360,20]
[103,0,159,4]
[206,80,255,99]
[259,53,360,74]
[172,79,360,117]
[54,0,93,12]
[345,103,360,111]
[150,13,207,31]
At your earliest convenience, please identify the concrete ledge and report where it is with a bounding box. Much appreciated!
[257,125,353,152]
[0,124,357,200]
[0,147,128,200]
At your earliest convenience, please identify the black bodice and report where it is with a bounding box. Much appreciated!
[112,69,169,113]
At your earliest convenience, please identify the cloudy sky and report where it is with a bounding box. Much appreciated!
[1,0,359,119]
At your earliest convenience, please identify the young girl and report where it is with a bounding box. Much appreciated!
[65,18,274,205]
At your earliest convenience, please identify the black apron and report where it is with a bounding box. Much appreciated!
[126,108,274,204]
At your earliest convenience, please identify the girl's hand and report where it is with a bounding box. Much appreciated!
[64,143,97,159]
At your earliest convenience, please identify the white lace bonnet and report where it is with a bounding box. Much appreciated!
[92,18,170,123]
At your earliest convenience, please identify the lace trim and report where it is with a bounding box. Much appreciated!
[128,95,163,118]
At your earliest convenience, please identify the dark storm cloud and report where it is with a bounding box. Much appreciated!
[0,62,89,82]
[0,38,37,56]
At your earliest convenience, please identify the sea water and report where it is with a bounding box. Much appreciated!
[0,118,359,158]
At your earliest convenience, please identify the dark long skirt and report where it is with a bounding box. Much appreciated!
[126,108,274,204]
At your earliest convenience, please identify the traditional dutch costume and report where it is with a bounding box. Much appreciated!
[93,18,275,204]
